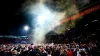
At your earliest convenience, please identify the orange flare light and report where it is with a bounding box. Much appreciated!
[61,5,100,24]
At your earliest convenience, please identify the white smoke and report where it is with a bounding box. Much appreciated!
[23,0,80,44]
[28,0,66,44]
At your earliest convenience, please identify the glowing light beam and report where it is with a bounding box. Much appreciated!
[61,5,100,24]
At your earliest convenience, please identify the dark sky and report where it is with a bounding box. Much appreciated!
[0,0,28,35]
[0,0,100,36]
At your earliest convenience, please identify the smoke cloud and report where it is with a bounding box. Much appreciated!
[22,0,90,44]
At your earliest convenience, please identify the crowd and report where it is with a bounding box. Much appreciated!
[0,42,100,56]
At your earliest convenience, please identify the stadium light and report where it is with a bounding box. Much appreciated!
[24,25,29,31]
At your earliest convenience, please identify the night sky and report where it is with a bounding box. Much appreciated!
[0,0,29,35]
[0,0,100,36]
